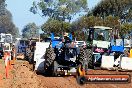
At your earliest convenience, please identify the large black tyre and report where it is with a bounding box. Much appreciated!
[77,47,88,73]
[76,76,86,85]
[28,53,33,64]
[0,56,2,59]
[44,47,56,75]
[85,49,94,69]
[52,61,59,76]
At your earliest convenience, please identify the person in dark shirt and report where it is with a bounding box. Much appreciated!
[97,32,105,41]
[63,32,72,43]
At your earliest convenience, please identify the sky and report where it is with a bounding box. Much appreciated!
[6,0,101,34]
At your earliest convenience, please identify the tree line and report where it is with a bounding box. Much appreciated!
[0,0,19,39]
[1,0,132,40]
[22,0,132,40]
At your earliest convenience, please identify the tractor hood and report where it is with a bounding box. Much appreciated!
[93,40,110,48]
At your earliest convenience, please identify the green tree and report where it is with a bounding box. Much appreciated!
[91,0,132,23]
[0,0,6,15]
[71,0,132,39]
[85,0,132,36]
[41,18,71,35]
[71,15,123,40]
[30,0,88,33]
[120,23,132,35]
[31,0,87,19]
[22,23,39,39]
[0,0,20,38]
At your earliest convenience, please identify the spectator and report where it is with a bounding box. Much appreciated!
[63,32,72,43]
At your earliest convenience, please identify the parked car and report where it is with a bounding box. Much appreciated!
[75,41,86,47]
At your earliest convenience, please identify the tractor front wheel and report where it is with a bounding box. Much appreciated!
[52,61,59,76]
[44,47,56,76]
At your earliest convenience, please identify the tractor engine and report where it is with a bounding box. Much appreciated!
[54,43,77,67]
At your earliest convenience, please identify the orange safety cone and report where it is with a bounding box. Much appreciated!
[12,49,16,65]
[4,52,9,79]
[5,61,9,78]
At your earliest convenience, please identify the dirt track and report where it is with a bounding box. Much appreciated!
[0,60,132,88]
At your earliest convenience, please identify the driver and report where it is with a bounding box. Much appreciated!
[63,32,72,43]
[97,32,105,41]
[63,32,75,48]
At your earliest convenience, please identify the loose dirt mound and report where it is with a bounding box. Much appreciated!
[2,61,39,88]
[37,76,82,88]
[1,60,132,88]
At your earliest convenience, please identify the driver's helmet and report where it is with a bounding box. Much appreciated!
[64,32,69,37]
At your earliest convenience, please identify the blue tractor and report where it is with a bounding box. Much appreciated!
[108,34,132,68]
[109,35,125,59]
[44,33,87,76]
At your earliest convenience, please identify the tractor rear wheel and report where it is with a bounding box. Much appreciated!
[77,47,88,74]
[76,76,86,85]
[44,47,56,76]
[85,49,94,69]
[52,61,59,76]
